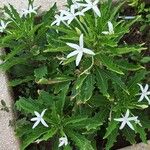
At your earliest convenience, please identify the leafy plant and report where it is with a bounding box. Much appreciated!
[0,0,150,149]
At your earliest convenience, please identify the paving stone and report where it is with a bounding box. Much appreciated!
[118,141,150,150]
[0,50,20,150]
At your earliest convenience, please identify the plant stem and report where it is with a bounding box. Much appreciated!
[75,17,88,35]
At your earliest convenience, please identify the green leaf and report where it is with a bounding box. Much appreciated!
[135,126,147,144]
[95,67,109,98]
[79,74,95,102]
[44,46,71,52]
[128,70,147,90]
[122,127,136,144]
[75,74,88,90]
[9,76,34,87]
[21,127,49,150]
[64,115,88,126]
[15,97,40,114]
[34,66,48,80]
[56,82,70,114]
[97,54,124,75]
[116,61,144,71]
[40,127,57,141]
[105,127,118,150]
[104,120,118,139]
[66,130,94,150]
[112,45,145,55]
[37,76,74,84]
[103,70,129,94]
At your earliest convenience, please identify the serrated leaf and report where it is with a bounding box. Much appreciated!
[66,130,94,150]
[135,126,147,144]
[116,61,144,71]
[9,76,34,87]
[95,67,109,98]
[75,74,88,90]
[79,74,95,102]
[105,127,118,150]
[64,116,88,126]
[21,127,49,150]
[104,120,118,139]
[40,127,57,141]
[34,66,47,80]
[15,97,40,114]
[103,70,129,94]
[97,54,124,75]
[44,46,71,52]
[122,127,136,144]
[37,76,74,84]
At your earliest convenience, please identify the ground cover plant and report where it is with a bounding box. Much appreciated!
[0,0,150,149]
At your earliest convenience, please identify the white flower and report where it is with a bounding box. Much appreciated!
[67,34,95,66]
[61,5,84,24]
[0,20,10,33]
[102,21,114,35]
[58,135,68,147]
[72,0,83,9]
[114,109,139,130]
[77,0,101,17]
[31,109,49,129]
[138,84,150,104]
[21,5,38,17]
[51,11,67,26]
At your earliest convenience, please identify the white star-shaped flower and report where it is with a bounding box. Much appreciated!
[66,34,95,66]
[102,21,114,35]
[31,109,49,129]
[58,135,68,147]
[0,20,10,33]
[51,11,68,26]
[72,0,83,9]
[61,5,84,24]
[138,84,150,104]
[21,5,38,17]
[77,0,101,17]
[114,109,139,130]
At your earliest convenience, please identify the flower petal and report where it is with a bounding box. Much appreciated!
[93,0,99,5]
[102,31,109,35]
[108,21,114,34]
[128,116,138,121]
[145,95,150,104]
[76,52,83,66]
[138,94,144,102]
[67,43,80,50]
[79,34,84,48]
[114,118,124,122]
[41,118,49,127]
[83,48,95,55]
[67,50,79,58]
[31,117,38,121]
[93,6,101,17]
[144,84,149,93]
[34,111,41,117]
[32,120,40,129]
[125,109,130,118]
[127,121,134,130]
[119,120,126,130]
[138,83,144,92]
[41,109,47,117]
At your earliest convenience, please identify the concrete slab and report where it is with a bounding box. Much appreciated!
[0,50,20,150]
[118,141,150,150]
[0,0,65,12]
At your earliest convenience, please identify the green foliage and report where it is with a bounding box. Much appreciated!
[0,0,150,149]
